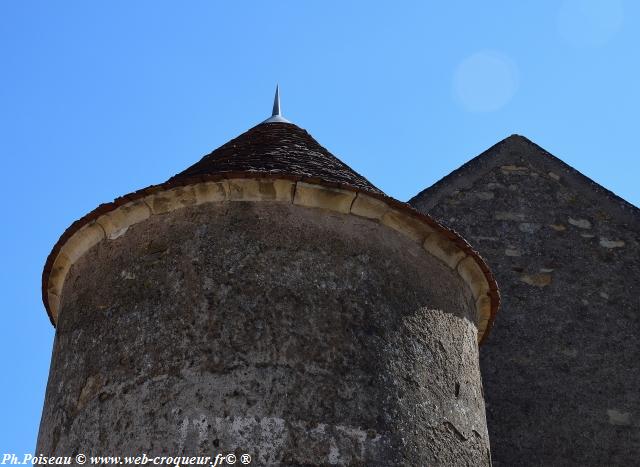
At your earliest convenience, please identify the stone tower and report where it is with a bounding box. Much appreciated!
[410,135,640,466]
[38,93,499,465]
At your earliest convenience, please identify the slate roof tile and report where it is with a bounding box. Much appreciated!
[171,122,383,195]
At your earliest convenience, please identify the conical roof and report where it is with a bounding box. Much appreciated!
[41,91,500,340]
[170,122,383,195]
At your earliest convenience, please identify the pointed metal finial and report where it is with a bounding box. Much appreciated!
[262,84,291,123]
[272,84,281,116]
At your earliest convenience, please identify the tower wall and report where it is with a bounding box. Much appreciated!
[37,199,491,465]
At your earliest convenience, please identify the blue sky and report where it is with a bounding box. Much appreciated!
[1,1,638,452]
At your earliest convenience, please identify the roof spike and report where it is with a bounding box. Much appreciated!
[272,84,281,116]
[262,84,291,124]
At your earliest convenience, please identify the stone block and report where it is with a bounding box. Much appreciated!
[146,186,197,214]
[477,317,490,343]
[476,294,491,322]
[293,182,356,214]
[59,222,105,264]
[423,234,467,269]
[476,297,491,343]
[228,178,294,202]
[520,273,552,287]
[607,409,631,426]
[500,165,528,173]
[194,181,228,205]
[475,294,492,328]
[350,193,389,220]
[382,209,435,243]
[495,212,526,221]
[47,292,61,322]
[599,238,625,249]
[97,200,151,240]
[457,257,489,300]
[475,191,495,200]
[505,248,522,257]
[47,252,72,297]
[568,217,591,229]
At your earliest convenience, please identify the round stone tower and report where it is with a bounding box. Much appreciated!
[38,92,499,465]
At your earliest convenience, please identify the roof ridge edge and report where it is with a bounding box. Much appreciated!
[409,135,640,222]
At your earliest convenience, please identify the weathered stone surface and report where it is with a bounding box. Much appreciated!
[457,257,489,301]
[519,273,552,287]
[381,209,434,244]
[146,186,198,215]
[518,222,540,234]
[193,181,228,205]
[350,193,389,220]
[423,233,467,270]
[599,238,625,249]
[97,200,152,240]
[59,222,105,264]
[410,134,640,466]
[227,178,294,202]
[494,212,526,221]
[607,409,632,426]
[47,253,72,297]
[475,191,495,200]
[568,217,592,229]
[293,182,356,214]
[549,223,566,231]
[37,202,489,465]
[500,165,528,173]
[47,292,61,323]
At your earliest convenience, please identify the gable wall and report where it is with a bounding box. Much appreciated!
[410,136,640,466]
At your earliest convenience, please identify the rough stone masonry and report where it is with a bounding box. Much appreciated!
[410,134,640,467]
[38,119,498,465]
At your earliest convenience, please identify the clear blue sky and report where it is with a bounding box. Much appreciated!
[1,1,638,452]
